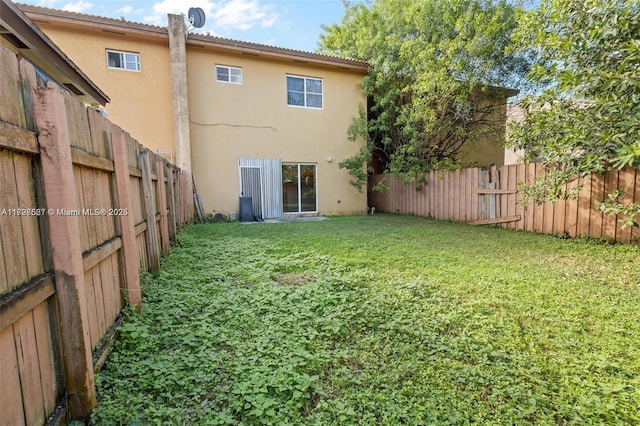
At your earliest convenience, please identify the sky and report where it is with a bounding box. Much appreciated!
[17,0,352,53]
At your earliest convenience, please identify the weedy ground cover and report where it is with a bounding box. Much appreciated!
[92,214,640,424]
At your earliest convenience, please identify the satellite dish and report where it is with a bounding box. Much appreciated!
[188,7,206,29]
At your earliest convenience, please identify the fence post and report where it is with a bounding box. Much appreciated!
[166,166,177,244]
[140,150,161,271]
[156,158,170,254]
[173,168,182,227]
[111,132,141,306]
[182,170,195,224]
[179,171,187,225]
[32,87,96,419]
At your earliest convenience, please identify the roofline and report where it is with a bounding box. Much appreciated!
[186,33,369,72]
[486,84,519,98]
[2,0,109,105]
[18,3,168,38]
[18,4,369,73]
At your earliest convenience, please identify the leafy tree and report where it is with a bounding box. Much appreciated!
[508,0,640,225]
[319,0,529,190]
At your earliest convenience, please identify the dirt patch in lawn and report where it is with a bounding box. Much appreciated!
[275,272,314,286]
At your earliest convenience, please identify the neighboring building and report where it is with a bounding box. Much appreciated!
[504,103,526,165]
[20,4,369,218]
[457,87,519,167]
[358,86,517,176]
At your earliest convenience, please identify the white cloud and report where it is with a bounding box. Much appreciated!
[146,0,278,32]
[112,5,149,21]
[114,6,134,15]
[62,1,92,12]
[30,0,58,7]
[141,14,164,26]
[259,11,278,28]
[146,0,213,25]
[213,0,278,30]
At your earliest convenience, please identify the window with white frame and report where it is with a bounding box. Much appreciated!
[106,49,140,71]
[286,75,322,108]
[216,65,242,84]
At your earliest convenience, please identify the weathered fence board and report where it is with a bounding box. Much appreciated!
[34,86,98,418]
[141,151,161,272]
[14,311,47,425]
[0,151,29,294]
[603,172,618,241]
[372,163,639,245]
[0,325,27,426]
[112,133,141,306]
[0,47,22,127]
[32,302,57,415]
[14,155,44,281]
[616,168,635,243]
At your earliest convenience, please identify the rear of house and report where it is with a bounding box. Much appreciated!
[186,39,368,218]
[20,4,369,219]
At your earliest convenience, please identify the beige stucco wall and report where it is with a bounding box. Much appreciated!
[31,24,176,158]
[504,103,526,164]
[456,100,508,167]
[187,48,367,216]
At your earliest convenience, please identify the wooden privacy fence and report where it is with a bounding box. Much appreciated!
[0,46,191,424]
[371,164,640,245]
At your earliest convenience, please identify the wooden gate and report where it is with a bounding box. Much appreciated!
[469,167,520,225]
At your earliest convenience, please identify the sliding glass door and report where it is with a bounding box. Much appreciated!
[282,163,317,213]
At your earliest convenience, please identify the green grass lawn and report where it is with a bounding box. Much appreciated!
[92,214,640,425]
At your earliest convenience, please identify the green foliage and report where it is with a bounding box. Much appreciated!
[93,216,640,424]
[320,0,529,188]
[598,190,640,229]
[509,0,640,204]
[515,166,583,206]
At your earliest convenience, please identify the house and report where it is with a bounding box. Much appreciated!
[19,3,370,219]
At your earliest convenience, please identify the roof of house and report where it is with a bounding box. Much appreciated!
[1,0,109,105]
[486,84,519,98]
[18,3,370,73]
